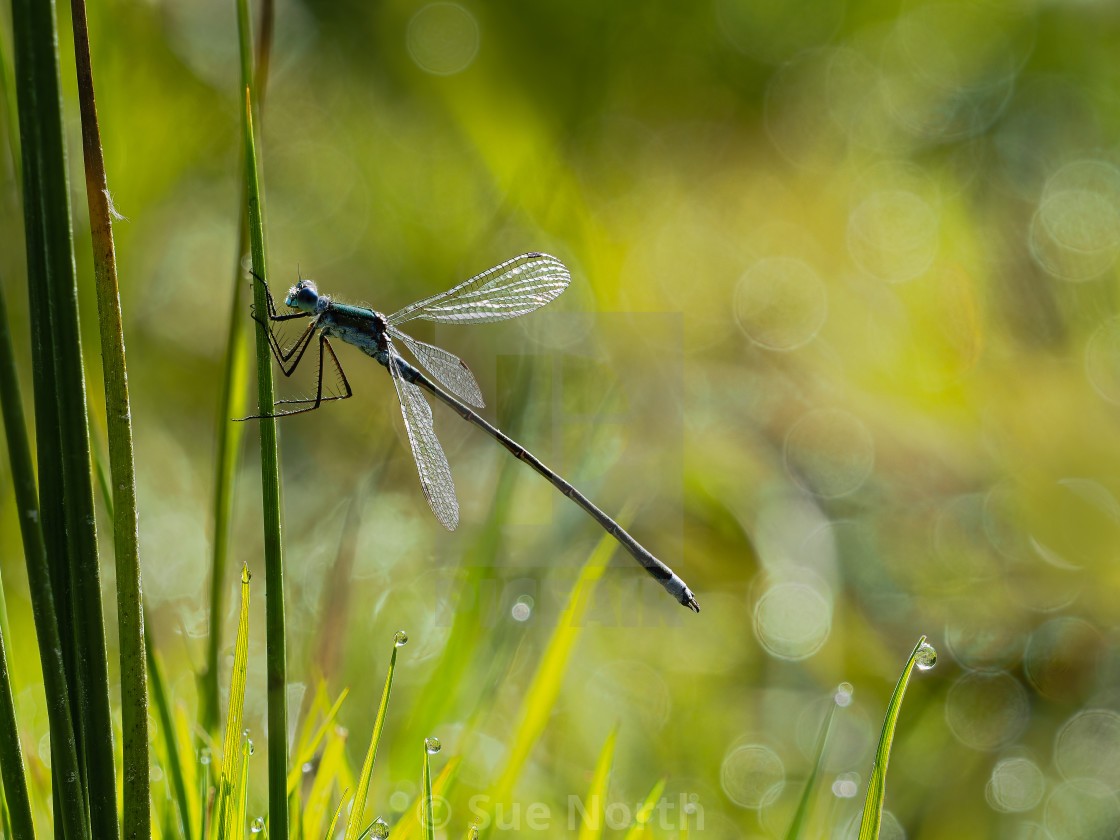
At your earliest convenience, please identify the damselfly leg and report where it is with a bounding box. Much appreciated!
[238,274,353,420]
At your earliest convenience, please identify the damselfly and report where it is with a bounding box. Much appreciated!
[239,253,699,612]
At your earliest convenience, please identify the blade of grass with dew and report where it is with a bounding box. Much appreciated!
[343,635,404,840]
[234,739,253,839]
[321,789,349,840]
[389,756,459,840]
[491,510,626,803]
[0,622,34,839]
[622,777,667,840]
[147,623,195,840]
[287,687,349,797]
[235,0,288,829]
[784,685,846,840]
[422,739,438,840]
[69,0,149,832]
[202,0,274,742]
[9,0,104,832]
[217,566,253,839]
[575,725,617,840]
[858,636,935,840]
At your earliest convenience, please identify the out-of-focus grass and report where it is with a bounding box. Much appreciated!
[4,1,1120,838]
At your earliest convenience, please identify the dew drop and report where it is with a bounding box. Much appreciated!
[302,761,314,774]
[394,630,408,648]
[250,817,265,834]
[915,642,937,670]
[425,736,442,754]
[371,816,390,839]
[199,748,211,766]
[467,824,479,840]
[246,738,254,756]
[835,682,854,707]
[241,565,251,583]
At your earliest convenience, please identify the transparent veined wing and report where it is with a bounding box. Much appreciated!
[385,339,460,530]
[387,252,570,326]
[388,326,485,408]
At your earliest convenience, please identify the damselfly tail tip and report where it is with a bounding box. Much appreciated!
[682,590,700,613]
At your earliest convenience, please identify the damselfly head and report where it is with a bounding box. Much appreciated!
[286,279,320,312]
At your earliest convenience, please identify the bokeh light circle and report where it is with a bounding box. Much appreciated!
[1085,316,1120,405]
[406,3,480,76]
[753,582,832,660]
[733,257,828,350]
[986,757,1045,812]
[720,744,786,808]
[1029,160,1120,282]
[783,408,875,498]
[846,190,939,283]
[1055,710,1120,790]
[944,671,1029,751]
[1044,779,1120,840]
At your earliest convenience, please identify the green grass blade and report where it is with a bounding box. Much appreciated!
[9,0,108,833]
[147,624,195,840]
[234,0,287,831]
[491,515,624,802]
[0,623,35,839]
[202,0,273,743]
[343,637,403,840]
[857,637,935,840]
[422,741,438,840]
[287,687,349,796]
[218,566,253,839]
[784,685,847,840]
[622,777,666,840]
[389,756,458,840]
[321,789,349,840]
[68,0,149,833]
[234,739,253,839]
[575,725,617,840]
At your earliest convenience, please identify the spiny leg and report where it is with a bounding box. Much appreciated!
[236,335,352,420]
[249,271,316,368]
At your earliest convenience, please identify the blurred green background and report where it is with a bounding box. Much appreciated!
[4,0,1120,837]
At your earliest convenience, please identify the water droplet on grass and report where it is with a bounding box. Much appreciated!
[425,736,442,754]
[371,816,390,839]
[394,630,408,647]
[915,641,937,670]
[250,817,265,834]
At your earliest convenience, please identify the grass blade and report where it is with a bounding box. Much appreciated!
[575,725,617,840]
[147,624,195,840]
[422,740,438,840]
[234,739,254,839]
[321,788,349,840]
[491,512,625,802]
[287,687,349,797]
[0,623,35,839]
[233,0,287,830]
[68,0,149,833]
[622,777,666,840]
[783,684,848,840]
[343,636,404,840]
[217,566,253,839]
[858,637,935,840]
[9,0,109,833]
[389,756,458,840]
[202,0,274,742]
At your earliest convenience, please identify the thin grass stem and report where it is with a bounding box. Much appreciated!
[234,0,288,832]
[68,0,149,833]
